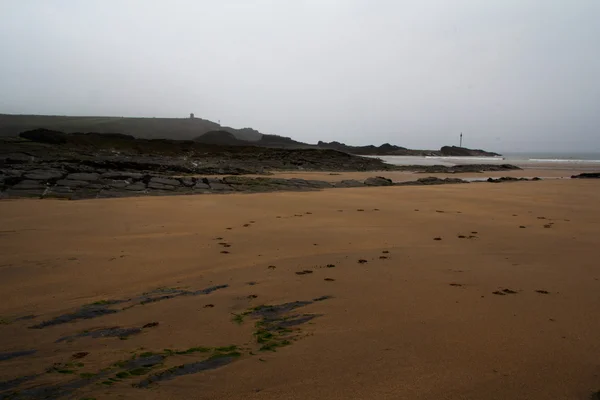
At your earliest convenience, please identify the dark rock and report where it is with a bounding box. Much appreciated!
[180,177,196,187]
[334,179,364,188]
[209,182,234,191]
[66,172,99,181]
[487,177,523,183]
[10,180,47,190]
[107,180,129,189]
[147,182,176,190]
[194,181,210,190]
[20,128,68,144]
[125,182,146,191]
[306,180,333,188]
[55,179,90,187]
[364,176,393,186]
[440,146,500,157]
[397,177,468,186]
[23,169,64,180]
[571,172,600,179]
[149,176,181,186]
[101,171,144,180]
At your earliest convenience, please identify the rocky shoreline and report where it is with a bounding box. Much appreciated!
[0,131,529,200]
[0,169,549,200]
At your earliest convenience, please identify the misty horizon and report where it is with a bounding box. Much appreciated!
[1,1,599,153]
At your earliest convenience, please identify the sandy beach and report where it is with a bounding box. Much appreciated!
[1,179,599,399]
[251,167,584,183]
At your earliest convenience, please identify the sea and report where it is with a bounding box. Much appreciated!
[367,152,600,169]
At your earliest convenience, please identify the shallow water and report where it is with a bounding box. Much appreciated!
[366,154,600,168]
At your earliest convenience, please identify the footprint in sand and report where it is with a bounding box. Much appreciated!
[220,250,230,254]
[433,237,442,241]
[358,259,368,264]
[324,278,335,282]
[379,256,388,260]
[492,288,518,295]
[535,290,550,294]
[267,265,276,270]
[449,283,463,287]
[295,270,313,275]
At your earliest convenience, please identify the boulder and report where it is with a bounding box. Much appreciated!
[364,176,393,186]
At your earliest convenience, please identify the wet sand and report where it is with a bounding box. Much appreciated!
[1,180,599,399]
[260,168,581,182]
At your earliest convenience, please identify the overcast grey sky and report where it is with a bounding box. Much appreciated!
[1,0,599,151]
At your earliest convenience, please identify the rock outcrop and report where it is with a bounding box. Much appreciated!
[571,173,600,179]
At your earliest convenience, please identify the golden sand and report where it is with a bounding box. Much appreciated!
[0,179,599,399]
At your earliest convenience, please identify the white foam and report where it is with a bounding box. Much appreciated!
[425,156,505,161]
[528,158,600,163]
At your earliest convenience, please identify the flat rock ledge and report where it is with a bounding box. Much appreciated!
[0,172,540,200]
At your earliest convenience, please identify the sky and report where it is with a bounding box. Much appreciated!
[1,0,599,152]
